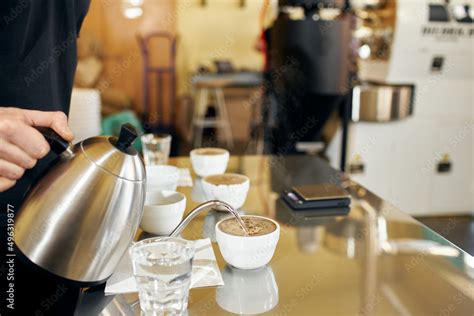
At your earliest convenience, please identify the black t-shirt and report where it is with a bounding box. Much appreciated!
[0,0,90,217]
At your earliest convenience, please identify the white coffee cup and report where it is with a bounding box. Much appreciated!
[190,148,229,177]
[216,265,278,314]
[140,190,186,235]
[215,215,280,270]
[202,173,250,209]
[146,165,180,191]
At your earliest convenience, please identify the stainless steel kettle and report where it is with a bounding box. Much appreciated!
[14,124,146,285]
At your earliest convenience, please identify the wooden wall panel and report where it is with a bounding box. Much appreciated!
[79,0,176,125]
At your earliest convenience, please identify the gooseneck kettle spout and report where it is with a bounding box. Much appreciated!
[169,200,249,237]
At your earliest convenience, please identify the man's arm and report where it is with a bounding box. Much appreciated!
[0,107,74,192]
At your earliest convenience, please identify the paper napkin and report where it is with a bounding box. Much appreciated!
[105,238,223,295]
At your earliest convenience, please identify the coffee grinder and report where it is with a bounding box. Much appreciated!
[263,0,353,159]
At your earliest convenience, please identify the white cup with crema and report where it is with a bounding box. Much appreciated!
[215,215,280,270]
[202,173,250,210]
[190,148,229,177]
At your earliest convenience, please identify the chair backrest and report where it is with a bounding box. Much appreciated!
[136,32,177,67]
[136,32,178,131]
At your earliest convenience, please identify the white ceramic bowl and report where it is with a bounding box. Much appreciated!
[215,215,280,270]
[190,148,229,177]
[202,173,250,209]
[216,265,278,314]
[146,165,180,191]
[140,191,186,235]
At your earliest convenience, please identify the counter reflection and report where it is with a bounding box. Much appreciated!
[216,265,278,315]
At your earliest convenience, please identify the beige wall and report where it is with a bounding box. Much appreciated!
[176,0,264,94]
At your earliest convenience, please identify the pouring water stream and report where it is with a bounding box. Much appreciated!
[169,200,249,237]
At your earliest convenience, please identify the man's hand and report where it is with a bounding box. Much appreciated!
[0,107,74,192]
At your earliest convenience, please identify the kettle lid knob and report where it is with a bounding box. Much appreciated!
[114,123,138,154]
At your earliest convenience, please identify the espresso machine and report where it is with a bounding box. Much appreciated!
[327,0,474,216]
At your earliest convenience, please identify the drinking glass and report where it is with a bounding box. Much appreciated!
[130,237,195,315]
[141,133,172,165]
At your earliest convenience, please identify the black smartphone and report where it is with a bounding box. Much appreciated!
[282,184,351,210]
[276,198,349,223]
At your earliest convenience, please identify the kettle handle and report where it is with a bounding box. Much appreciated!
[37,127,71,155]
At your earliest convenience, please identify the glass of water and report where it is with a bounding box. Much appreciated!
[141,133,172,165]
[130,237,195,315]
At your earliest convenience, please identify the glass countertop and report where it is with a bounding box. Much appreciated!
[77,155,474,316]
